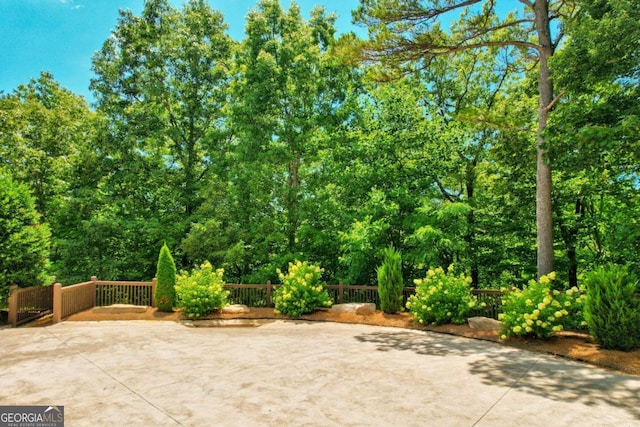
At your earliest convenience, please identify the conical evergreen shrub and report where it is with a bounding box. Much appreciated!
[584,264,640,351]
[155,243,177,312]
[377,246,404,314]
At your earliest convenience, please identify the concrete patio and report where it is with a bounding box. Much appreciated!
[1,320,639,426]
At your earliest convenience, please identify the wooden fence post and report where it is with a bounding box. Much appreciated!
[90,276,97,308]
[151,278,157,307]
[52,283,62,323]
[266,280,272,307]
[7,285,18,327]
[339,281,344,304]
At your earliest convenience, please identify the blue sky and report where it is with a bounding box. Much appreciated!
[0,0,363,101]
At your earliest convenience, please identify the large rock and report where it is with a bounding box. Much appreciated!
[468,316,501,331]
[222,304,250,314]
[330,303,376,315]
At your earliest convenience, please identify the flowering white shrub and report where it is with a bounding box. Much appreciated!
[176,261,229,319]
[273,261,332,317]
[406,265,474,325]
[499,272,586,339]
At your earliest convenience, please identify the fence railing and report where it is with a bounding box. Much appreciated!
[4,277,503,326]
[52,277,156,323]
[224,282,503,319]
[6,285,54,327]
[96,280,156,307]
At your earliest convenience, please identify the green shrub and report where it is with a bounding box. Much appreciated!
[499,272,586,340]
[583,265,640,351]
[406,265,474,325]
[155,243,177,312]
[176,261,229,319]
[273,261,332,317]
[0,173,51,301]
[377,246,404,314]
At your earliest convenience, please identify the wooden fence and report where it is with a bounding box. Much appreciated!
[225,282,503,319]
[52,277,156,323]
[6,285,54,327]
[3,277,503,326]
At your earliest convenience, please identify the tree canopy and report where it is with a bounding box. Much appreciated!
[1,0,637,291]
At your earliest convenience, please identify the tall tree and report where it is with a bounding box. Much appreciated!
[354,0,575,277]
[231,0,354,257]
[91,0,233,232]
[0,73,99,284]
[89,0,233,276]
[0,172,51,300]
[549,0,640,280]
[0,72,94,222]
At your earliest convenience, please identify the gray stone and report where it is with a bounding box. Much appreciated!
[222,304,250,314]
[468,316,501,331]
[330,303,376,315]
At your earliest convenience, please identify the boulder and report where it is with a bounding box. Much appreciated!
[468,316,501,331]
[330,303,376,315]
[222,304,250,314]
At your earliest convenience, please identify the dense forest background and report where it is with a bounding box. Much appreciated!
[1,0,638,297]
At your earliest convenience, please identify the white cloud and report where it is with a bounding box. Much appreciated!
[59,0,84,10]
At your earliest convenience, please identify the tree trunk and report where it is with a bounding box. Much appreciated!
[465,158,479,288]
[534,0,555,278]
[286,159,300,252]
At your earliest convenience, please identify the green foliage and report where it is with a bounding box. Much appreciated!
[548,0,640,283]
[2,0,639,300]
[176,261,229,319]
[406,266,474,325]
[155,243,177,312]
[583,265,640,351]
[377,246,404,314]
[0,172,51,301]
[499,273,587,340]
[273,261,332,317]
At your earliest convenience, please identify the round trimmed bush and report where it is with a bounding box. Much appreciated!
[176,261,229,319]
[499,273,586,340]
[273,261,332,317]
[406,265,474,325]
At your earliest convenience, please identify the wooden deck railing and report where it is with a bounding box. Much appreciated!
[6,285,54,327]
[52,277,156,323]
[224,282,503,319]
[4,277,504,326]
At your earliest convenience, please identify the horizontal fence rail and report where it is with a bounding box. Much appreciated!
[471,289,504,319]
[226,284,271,307]
[59,281,95,320]
[7,285,54,327]
[95,280,155,307]
[3,278,505,326]
[223,283,504,319]
[52,277,156,323]
[0,276,507,326]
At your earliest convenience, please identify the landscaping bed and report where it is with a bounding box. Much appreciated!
[56,306,640,377]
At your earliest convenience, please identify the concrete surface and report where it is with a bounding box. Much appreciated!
[1,320,639,426]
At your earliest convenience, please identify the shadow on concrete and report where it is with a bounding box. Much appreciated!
[354,330,494,357]
[468,352,640,420]
[355,329,640,420]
